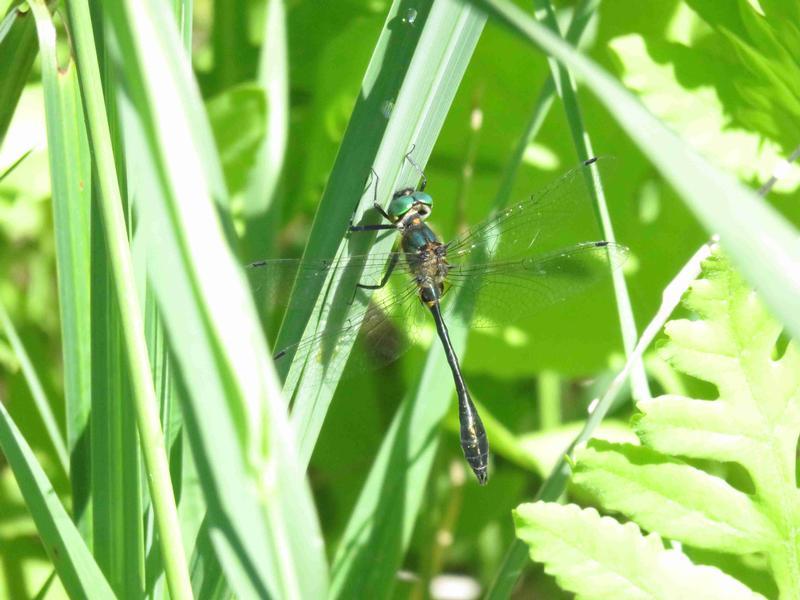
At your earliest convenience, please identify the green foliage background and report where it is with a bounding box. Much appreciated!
[0,0,798,598]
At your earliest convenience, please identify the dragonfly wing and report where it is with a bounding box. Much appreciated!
[246,252,410,317]
[446,159,614,261]
[445,241,629,328]
[258,260,425,382]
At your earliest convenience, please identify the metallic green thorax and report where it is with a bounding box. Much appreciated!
[388,191,433,220]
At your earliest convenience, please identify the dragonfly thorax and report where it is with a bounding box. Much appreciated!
[402,223,449,305]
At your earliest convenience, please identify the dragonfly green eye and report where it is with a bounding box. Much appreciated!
[389,191,434,219]
[388,194,416,218]
[411,191,433,206]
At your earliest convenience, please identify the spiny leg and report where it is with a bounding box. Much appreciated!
[356,252,400,290]
[347,252,401,306]
[350,167,397,232]
[404,144,427,192]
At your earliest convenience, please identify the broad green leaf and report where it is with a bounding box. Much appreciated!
[608,33,800,192]
[518,420,637,477]
[514,502,765,600]
[573,440,776,553]
[634,250,800,593]
[529,249,800,597]
[687,0,800,152]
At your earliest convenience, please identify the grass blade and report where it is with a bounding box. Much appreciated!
[61,0,193,597]
[493,0,599,208]
[100,0,328,596]
[0,392,114,597]
[533,0,650,402]
[241,0,289,261]
[328,2,487,596]
[285,0,487,470]
[27,0,91,507]
[87,14,147,580]
[0,3,37,143]
[0,298,67,472]
[255,0,289,205]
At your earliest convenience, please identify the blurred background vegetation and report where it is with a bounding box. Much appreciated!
[1,0,799,597]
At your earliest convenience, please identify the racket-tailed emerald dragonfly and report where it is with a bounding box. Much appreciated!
[249,155,628,485]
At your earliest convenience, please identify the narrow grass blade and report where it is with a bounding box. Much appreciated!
[331,3,597,593]
[35,0,147,589]
[286,0,487,470]
[62,1,193,597]
[349,4,595,596]
[27,0,90,501]
[142,1,193,591]
[189,516,232,599]
[89,312,144,596]
[0,3,37,143]
[256,0,289,203]
[210,0,253,91]
[0,399,114,597]
[0,147,33,181]
[241,0,289,261]
[479,0,800,344]
[100,0,328,597]
[329,349,469,599]
[533,0,650,403]
[328,3,487,597]
[493,0,599,208]
[0,299,67,472]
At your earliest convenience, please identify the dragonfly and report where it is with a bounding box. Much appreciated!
[248,155,628,485]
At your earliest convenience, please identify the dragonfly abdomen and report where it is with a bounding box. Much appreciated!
[428,298,489,485]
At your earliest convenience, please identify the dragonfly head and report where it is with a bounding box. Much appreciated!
[389,190,433,221]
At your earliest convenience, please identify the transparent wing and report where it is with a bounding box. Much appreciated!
[246,253,427,381]
[446,159,612,261]
[246,251,412,316]
[443,241,629,328]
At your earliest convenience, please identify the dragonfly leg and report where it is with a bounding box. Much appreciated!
[346,252,400,306]
[404,145,427,192]
[356,252,400,290]
[367,167,393,221]
[350,167,402,231]
[371,202,393,222]
[349,222,397,232]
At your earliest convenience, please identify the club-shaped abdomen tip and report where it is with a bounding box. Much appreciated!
[473,465,488,486]
[461,423,489,486]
